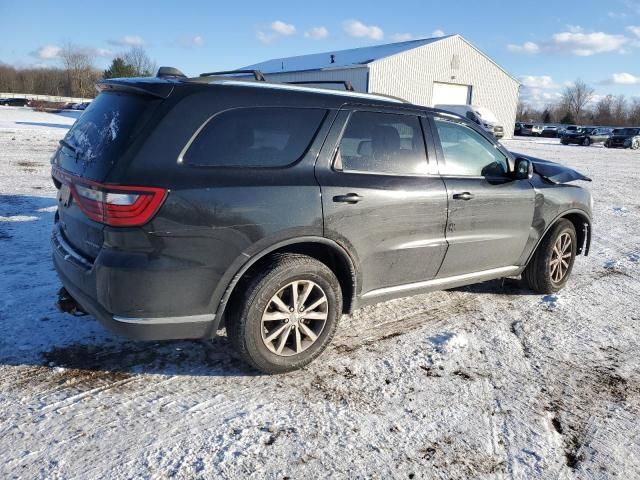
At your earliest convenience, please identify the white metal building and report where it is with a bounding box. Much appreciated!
[243,35,520,138]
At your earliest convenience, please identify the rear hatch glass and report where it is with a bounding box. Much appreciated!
[54,91,156,181]
[53,91,159,260]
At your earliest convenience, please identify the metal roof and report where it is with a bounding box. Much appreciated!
[242,36,453,74]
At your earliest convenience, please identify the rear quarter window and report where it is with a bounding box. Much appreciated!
[182,107,327,167]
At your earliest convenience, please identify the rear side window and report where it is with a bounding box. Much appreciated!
[335,111,428,175]
[183,107,326,167]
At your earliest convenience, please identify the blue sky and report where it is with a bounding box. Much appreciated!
[2,0,640,107]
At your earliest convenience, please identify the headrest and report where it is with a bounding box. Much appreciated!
[372,125,400,152]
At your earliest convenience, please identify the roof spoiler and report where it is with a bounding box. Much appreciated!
[199,69,266,81]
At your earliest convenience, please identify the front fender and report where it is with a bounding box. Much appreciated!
[518,178,592,265]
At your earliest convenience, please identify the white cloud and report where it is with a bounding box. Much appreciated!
[609,11,629,18]
[431,29,445,38]
[257,20,297,43]
[519,75,558,89]
[343,20,384,40]
[627,25,640,37]
[507,41,540,54]
[178,35,205,48]
[518,75,565,108]
[550,31,628,56]
[565,25,584,33]
[94,48,114,57]
[391,33,414,42]
[31,45,61,60]
[602,72,640,84]
[109,35,145,47]
[271,20,296,36]
[304,26,329,40]
[509,29,631,56]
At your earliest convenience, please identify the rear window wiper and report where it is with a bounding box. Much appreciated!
[59,139,78,157]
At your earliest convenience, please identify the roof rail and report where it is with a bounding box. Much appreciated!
[156,66,187,79]
[199,69,266,81]
[284,80,354,92]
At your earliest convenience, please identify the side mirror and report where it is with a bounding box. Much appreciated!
[514,157,533,180]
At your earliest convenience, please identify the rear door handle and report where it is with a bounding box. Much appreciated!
[333,193,363,204]
[452,192,474,201]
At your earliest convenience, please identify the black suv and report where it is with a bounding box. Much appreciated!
[561,127,611,146]
[52,70,593,373]
[605,127,640,149]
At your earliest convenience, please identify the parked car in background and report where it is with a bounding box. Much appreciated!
[519,124,544,136]
[70,102,90,110]
[514,122,523,136]
[541,126,560,138]
[605,127,640,149]
[1,98,29,107]
[561,127,611,146]
[434,104,504,139]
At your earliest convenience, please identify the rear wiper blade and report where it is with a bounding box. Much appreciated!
[59,139,77,154]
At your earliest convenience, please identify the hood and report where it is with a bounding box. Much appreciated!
[512,153,592,183]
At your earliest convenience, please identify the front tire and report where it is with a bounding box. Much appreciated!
[227,254,342,374]
[522,219,577,294]
[583,137,591,146]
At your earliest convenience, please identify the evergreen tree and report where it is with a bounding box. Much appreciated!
[103,57,137,79]
[542,109,552,124]
[560,111,575,125]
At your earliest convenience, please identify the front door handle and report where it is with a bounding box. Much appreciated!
[333,193,363,204]
[452,192,474,201]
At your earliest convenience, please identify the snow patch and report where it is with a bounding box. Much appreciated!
[0,215,39,222]
[612,207,629,216]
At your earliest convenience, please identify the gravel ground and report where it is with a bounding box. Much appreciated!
[0,107,639,479]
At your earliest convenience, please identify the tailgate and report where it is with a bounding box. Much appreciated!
[52,90,161,259]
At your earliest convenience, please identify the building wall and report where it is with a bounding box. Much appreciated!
[261,67,369,92]
[369,36,519,139]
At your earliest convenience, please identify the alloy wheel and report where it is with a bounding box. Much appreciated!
[261,280,328,357]
[550,233,572,283]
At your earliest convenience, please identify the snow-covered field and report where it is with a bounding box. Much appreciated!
[1,107,639,479]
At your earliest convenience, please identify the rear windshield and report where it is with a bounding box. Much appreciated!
[56,92,156,179]
[183,107,327,168]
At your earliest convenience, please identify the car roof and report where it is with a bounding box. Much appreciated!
[99,75,466,118]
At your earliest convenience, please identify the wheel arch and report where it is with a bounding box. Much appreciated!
[527,209,591,265]
[211,237,357,334]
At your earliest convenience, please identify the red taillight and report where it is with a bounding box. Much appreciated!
[54,167,167,227]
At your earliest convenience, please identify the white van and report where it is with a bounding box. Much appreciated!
[434,104,504,139]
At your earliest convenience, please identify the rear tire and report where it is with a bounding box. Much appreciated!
[522,219,577,294]
[226,254,342,374]
[583,137,590,146]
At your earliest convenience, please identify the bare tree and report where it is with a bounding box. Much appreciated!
[122,46,157,76]
[59,43,99,97]
[561,79,595,124]
[612,95,628,126]
[628,98,640,126]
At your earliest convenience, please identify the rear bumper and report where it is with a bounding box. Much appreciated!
[52,226,214,340]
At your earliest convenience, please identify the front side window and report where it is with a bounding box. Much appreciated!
[183,107,326,167]
[434,119,509,177]
[335,111,428,175]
